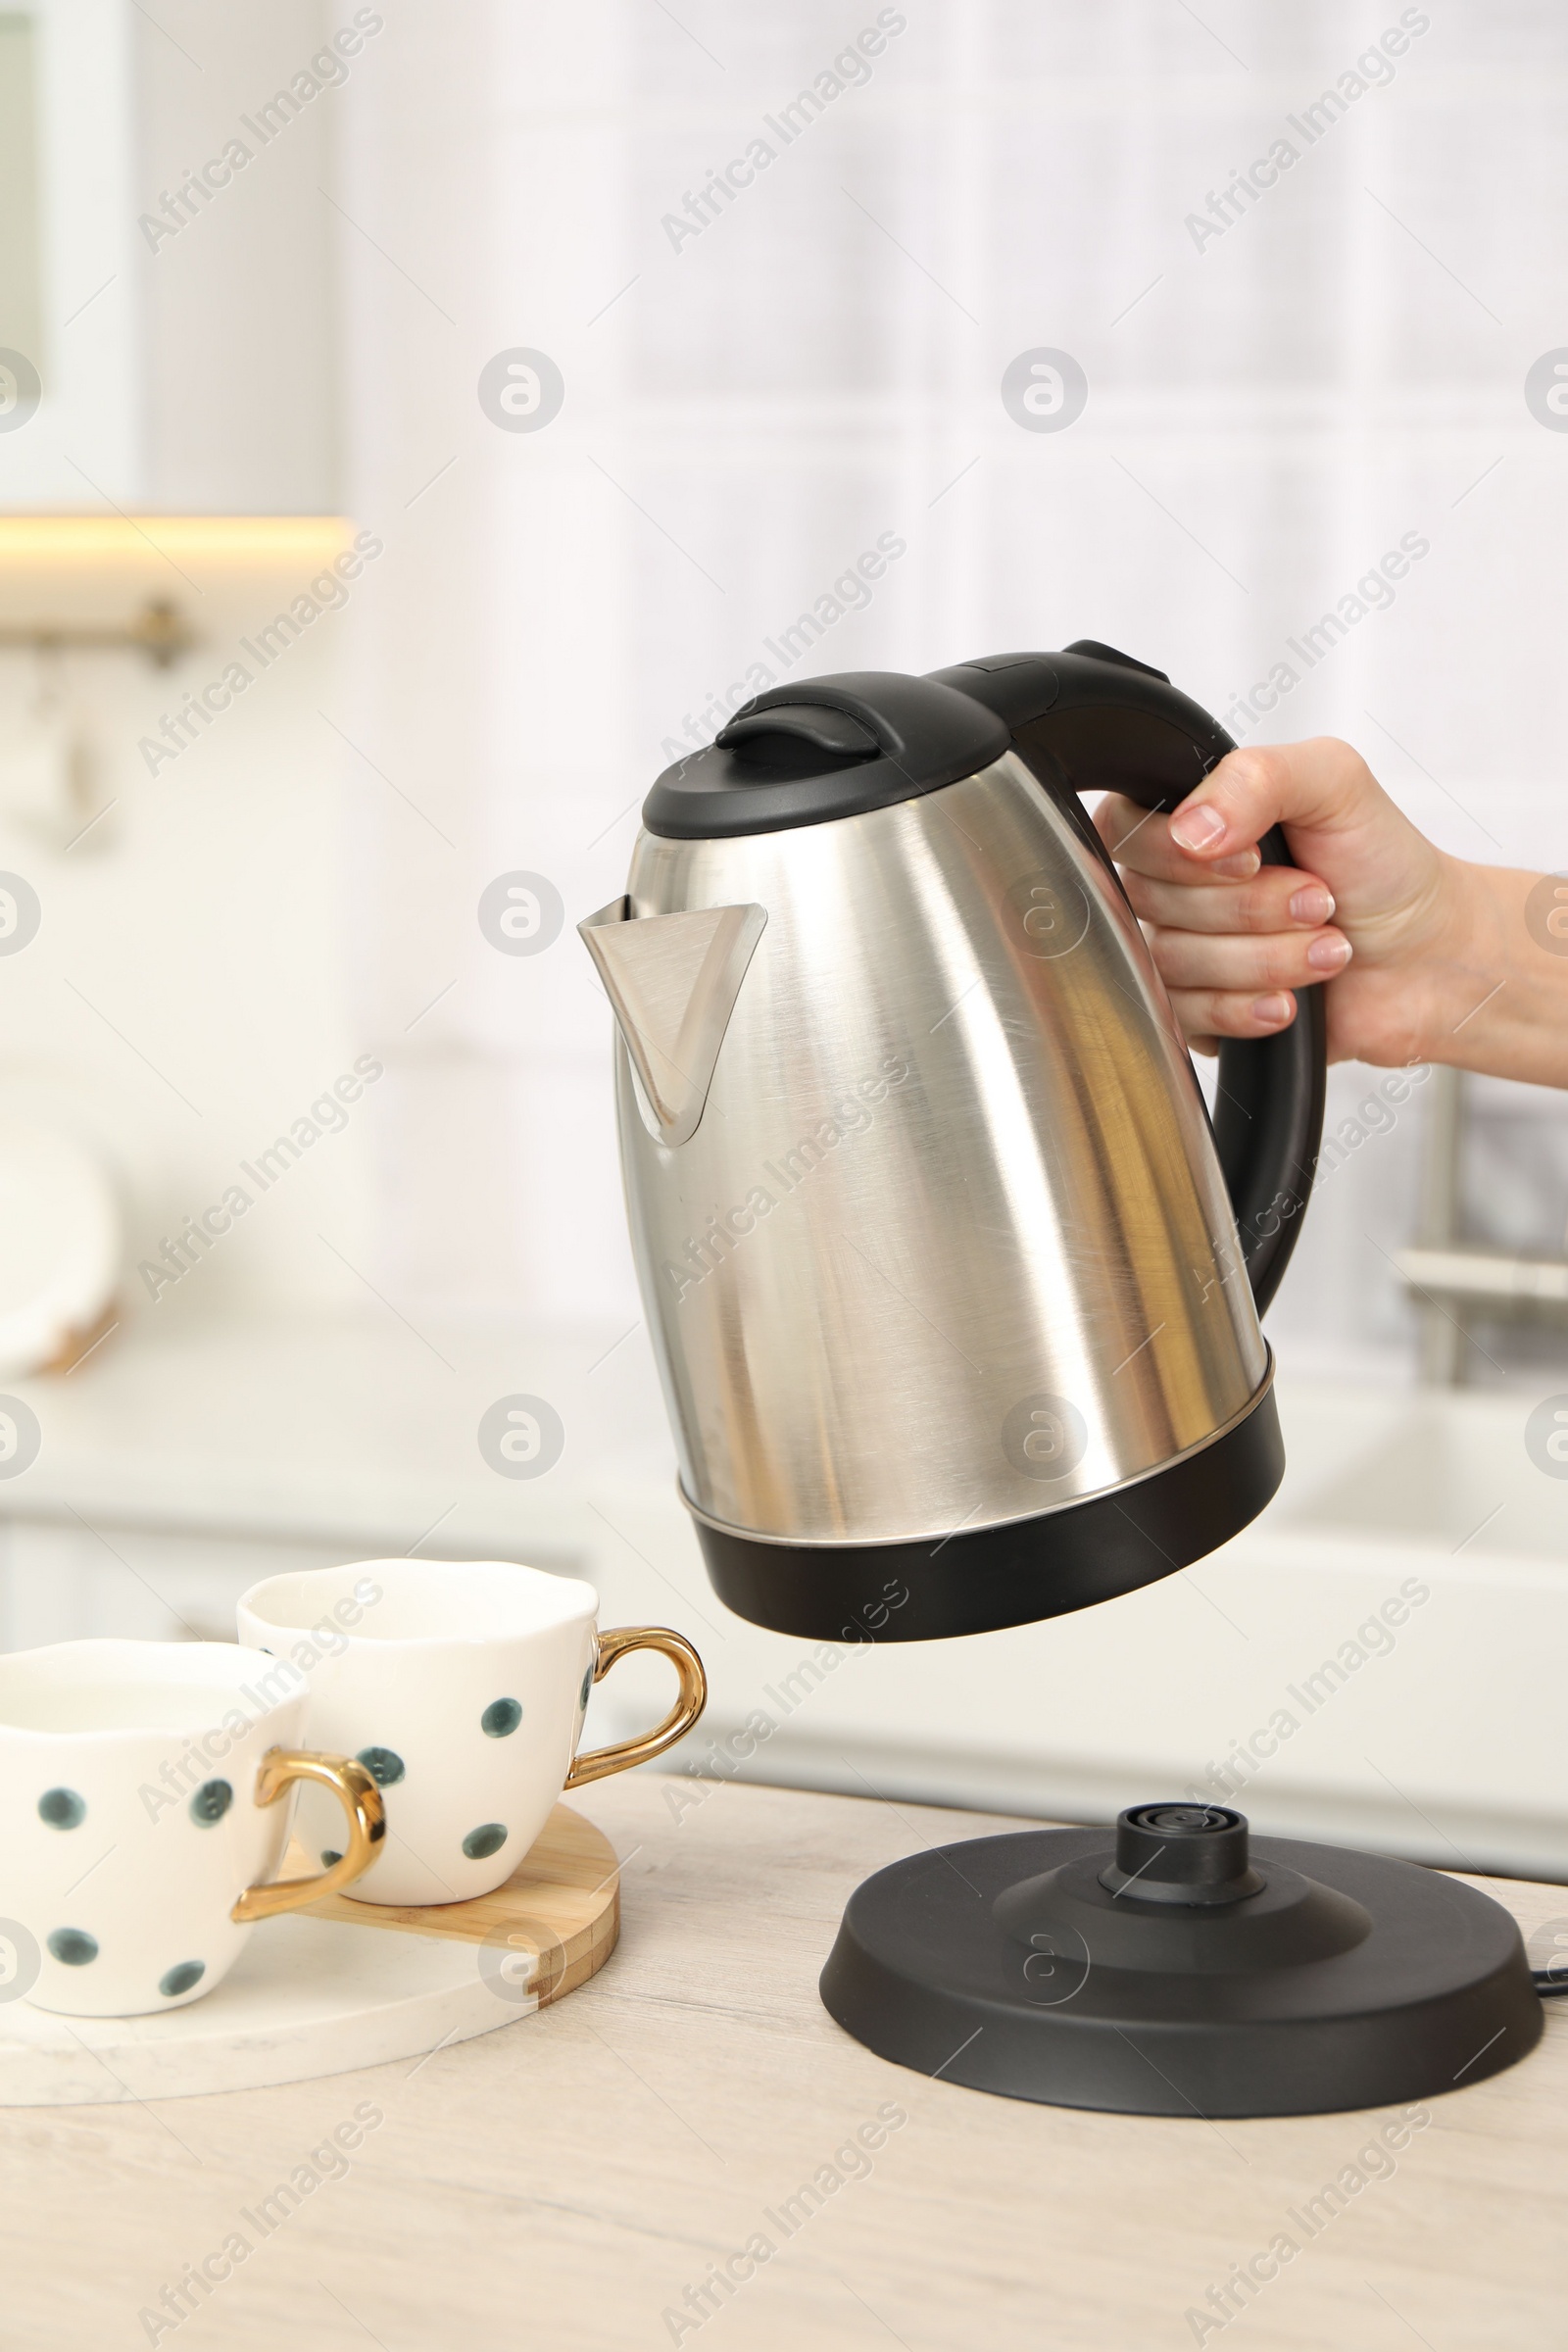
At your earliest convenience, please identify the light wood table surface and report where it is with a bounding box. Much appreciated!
[4,1776,1566,2352]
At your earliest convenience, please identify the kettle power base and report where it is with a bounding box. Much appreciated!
[819,1812,1543,2119]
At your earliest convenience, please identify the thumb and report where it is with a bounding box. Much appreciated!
[1167,740,1380,862]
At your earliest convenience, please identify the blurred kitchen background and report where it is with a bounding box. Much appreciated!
[0,1,1564,1869]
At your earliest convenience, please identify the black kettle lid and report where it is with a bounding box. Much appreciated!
[642,670,1009,840]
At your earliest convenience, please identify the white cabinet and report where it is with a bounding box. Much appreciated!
[1,1318,1563,1878]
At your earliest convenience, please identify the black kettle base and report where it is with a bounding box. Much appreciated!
[818,1808,1543,2118]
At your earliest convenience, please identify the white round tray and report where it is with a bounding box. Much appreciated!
[0,1802,618,2106]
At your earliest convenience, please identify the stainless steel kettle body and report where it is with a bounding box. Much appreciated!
[582,648,1325,1639]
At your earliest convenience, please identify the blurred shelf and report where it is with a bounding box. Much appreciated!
[0,515,356,565]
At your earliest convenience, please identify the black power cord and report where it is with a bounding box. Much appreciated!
[1532,1972,1568,1998]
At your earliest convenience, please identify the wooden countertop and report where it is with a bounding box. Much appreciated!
[4,1777,1566,2351]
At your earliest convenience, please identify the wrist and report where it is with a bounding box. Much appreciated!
[1418,860,1568,1087]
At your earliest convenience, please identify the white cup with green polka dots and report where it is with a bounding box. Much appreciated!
[0,1640,386,2018]
[235,1559,707,1907]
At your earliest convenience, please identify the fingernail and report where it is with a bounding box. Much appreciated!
[1306,933,1352,972]
[1169,804,1226,853]
[1251,993,1293,1026]
[1289,886,1335,924]
[1212,850,1261,879]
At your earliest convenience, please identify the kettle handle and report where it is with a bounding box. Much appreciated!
[927,643,1326,1316]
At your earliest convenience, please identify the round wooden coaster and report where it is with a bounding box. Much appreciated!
[0,1804,618,2107]
[299,1799,621,2003]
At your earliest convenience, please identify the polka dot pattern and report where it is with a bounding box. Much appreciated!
[37,1788,85,1830]
[189,1781,233,1827]
[48,1928,98,1967]
[481,1697,522,1739]
[356,1747,405,1787]
[160,1961,205,1999]
[463,1823,508,1861]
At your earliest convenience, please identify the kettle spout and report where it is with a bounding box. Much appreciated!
[578,898,767,1147]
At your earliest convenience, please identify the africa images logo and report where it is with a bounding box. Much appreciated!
[476,350,565,433]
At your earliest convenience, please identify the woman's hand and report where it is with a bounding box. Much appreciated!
[1093,738,1517,1072]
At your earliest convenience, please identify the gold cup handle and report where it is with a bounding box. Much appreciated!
[230,1748,386,1924]
[565,1626,708,1789]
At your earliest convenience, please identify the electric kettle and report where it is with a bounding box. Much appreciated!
[578,642,1550,2121]
[580,642,1327,1642]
